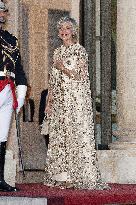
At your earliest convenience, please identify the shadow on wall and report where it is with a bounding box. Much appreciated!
[39,89,49,149]
[23,85,35,122]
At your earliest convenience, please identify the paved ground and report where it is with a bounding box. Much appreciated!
[0,197,47,205]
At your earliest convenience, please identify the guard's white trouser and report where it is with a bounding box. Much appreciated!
[0,84,13,142]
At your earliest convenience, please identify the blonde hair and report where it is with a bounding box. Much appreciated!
[57,16,79,43]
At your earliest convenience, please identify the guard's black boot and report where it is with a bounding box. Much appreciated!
[0,142,18,192]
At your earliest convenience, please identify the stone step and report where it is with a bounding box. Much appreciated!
[0,197,47,205]
[16,170,45,184]
[97,150,136,184]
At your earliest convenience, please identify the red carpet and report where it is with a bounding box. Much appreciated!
[0,183,136,205]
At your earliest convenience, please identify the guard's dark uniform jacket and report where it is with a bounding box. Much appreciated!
[0,29,27,86]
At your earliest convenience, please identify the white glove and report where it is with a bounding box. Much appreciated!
[16,85,27,114]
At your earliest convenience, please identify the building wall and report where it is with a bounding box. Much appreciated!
[19,0,72,120]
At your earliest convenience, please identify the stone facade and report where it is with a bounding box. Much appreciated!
[4,0,136,186]
[19,0,71,119]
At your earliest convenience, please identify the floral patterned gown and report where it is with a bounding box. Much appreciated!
[43,43,107,189]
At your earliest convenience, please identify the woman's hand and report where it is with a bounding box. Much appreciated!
[54,60,80,80]
[70,69,80,80]
[54,60,64,71]
[54,60,71,78]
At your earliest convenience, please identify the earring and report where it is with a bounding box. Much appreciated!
[72,34,75,38]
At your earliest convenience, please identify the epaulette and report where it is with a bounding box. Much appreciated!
[0,29,17,47]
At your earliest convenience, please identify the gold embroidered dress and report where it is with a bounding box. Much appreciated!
[43,43,106,189]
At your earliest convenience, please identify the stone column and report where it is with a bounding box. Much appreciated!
[71,0,80,24]
[100,0,112,147]
[83,0,96,137]
[27,5,48,119]
[4,0,19,36]
[110,0,136,149]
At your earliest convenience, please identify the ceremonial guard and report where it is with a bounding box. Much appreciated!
[0,1,27,191]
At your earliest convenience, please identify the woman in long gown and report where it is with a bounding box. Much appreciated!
[42,16,108,189]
